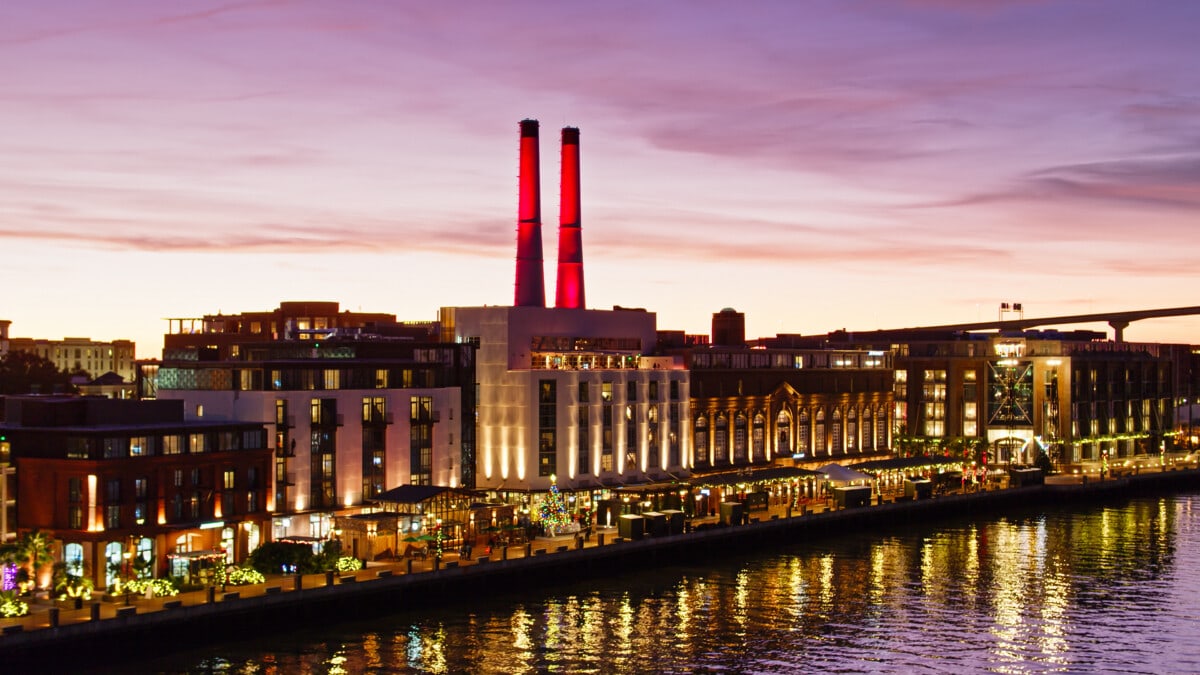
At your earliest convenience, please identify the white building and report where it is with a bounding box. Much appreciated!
[152,340,475,540]
[441,305,690,493]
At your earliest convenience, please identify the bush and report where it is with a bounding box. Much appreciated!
[335,557,363,572]
[0,591,28,618]
[226,566,266,586]
[248,542,319,575]
[124,577,179,598]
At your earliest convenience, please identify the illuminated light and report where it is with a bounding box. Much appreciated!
[554,126,585,309]
[1046,359,1062,366]
[200,520,225,530]
[344,493,354,508]
[295,496,306,512]
[514,119,546,307]
[87,474,99,531]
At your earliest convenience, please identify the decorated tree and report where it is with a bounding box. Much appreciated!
[538,475,576,536]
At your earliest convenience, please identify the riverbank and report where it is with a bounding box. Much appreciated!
[3,467,1198,668]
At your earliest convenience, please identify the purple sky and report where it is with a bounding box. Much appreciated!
[3,1,1200,356]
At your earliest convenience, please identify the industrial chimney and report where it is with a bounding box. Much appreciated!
[514,119,546,307]
[555,127,585,309]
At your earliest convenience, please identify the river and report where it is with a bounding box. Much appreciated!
[130,491,1200,674]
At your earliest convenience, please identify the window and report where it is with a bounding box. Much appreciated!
[577,405,590,475]
[539,380,557,477]
[68,477,83,529]
[733,413,747,462]
[189,433,207,454]
[694,416,709,465]
[130,436,151,457]
[670,380,679,401]
[625,404,637,470]
[627,381,637,402]
[103,438,126,459]
[601,382,613,402]
[64,543,84,577]
[578,382,589,403]
[224,469,236,490]
[649,381,659,401]
[162,435,182,455]
[363,396,386,424]
[602,404,614,472]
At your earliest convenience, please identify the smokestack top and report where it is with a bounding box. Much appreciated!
[520,119,539,137]
[561,126,579,144]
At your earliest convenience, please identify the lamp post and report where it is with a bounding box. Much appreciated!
[121,551,133,605]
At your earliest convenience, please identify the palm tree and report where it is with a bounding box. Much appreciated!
[17,530,55,592]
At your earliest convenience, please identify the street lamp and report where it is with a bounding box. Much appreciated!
[121,551,133,605]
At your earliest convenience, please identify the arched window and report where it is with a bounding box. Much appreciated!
[105,541,123,589]
[733,413,747,462]
[797,410,811,457]
[752,413,765,461]
[815,409,826,456]
[862,406,874,452]
[776,410,792,457]
[847,408,858,452]
[137,537,153,578]
[64,543,84,578]
[715,414,728,464]
[831,409,843,454]
[877,408,888,449]
[694,416,709,466]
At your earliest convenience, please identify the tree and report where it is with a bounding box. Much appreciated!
[0,351,76,395]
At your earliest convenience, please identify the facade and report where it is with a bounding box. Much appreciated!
[685,346,894,471]
[441,305,690,493]
[150,336,476,542]
[680,309,894,472]
[1,320,136,383]
[821,331,1185,469]
[0,395,271,590]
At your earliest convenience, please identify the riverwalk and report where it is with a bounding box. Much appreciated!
[2,466,1197,667]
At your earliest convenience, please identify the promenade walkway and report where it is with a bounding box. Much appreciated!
[1,460,1193,642]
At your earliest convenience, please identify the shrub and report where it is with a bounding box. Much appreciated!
[0,591,28,618]
[335,557,363,572]
[124,577,179,598]
[226,566,266,586]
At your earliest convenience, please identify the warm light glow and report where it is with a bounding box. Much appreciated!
[87,474,99,532]
[295,496,306,511]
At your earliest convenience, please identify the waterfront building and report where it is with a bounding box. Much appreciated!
[1,320,136,383]
[440,304,690,495]
[0,395,271,590]
[150,332,476,546]
[162,300,432,361]
[765,329,1185,469]
[675,310,894,472]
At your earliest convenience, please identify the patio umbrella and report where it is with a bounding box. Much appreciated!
[416,534,438,542]
[401,535,421,543]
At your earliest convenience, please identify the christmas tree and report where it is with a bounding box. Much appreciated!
[539,475,572,536]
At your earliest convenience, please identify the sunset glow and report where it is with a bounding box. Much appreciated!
[3,1,1199,353]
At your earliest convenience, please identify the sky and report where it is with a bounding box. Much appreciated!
[3,1,1200,358]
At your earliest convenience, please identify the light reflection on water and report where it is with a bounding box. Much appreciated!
[139,493,1200,674]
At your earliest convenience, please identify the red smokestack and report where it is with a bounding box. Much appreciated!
[514,119,545,307]
[554,127,585,309]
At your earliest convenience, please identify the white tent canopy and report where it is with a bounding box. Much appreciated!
[817,463,875,484]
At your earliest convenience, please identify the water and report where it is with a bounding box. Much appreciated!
[135,492,1200,674]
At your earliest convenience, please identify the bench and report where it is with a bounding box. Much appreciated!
[340,576,357,584]
[376,570,393,578]
[222,592,240,602]
[162,599,183,609]
[264,586,282,595]
[116,606,137,618]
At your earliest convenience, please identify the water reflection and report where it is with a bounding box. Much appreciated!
[138,493,1200,674]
